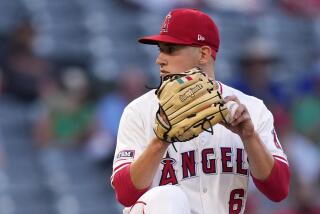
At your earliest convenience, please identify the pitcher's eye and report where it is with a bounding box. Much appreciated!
[167,46,175,53]
[158,45,182,54]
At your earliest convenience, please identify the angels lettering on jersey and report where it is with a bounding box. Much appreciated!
[159,147,249,186]
[113,145,250,186]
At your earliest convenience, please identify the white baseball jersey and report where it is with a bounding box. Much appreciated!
[111,82,288,214]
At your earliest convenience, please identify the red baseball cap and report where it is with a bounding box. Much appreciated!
[138,8,220,59]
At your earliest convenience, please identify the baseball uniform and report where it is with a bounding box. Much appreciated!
[111,82,288,214]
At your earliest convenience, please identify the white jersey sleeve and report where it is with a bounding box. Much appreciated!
[255,103,288,165]
[111,91,158,184]
[111,105,147,181]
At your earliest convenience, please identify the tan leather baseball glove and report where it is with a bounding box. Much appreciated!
[154,67,229,143]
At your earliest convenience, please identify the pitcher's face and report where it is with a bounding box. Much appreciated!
[156,43,202,77]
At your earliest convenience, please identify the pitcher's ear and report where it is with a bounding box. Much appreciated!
[199,46,212,64]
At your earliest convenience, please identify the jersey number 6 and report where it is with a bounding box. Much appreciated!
[228,188,245,214]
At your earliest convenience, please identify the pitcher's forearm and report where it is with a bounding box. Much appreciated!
[130,138,170,189]
[242,132,274,180]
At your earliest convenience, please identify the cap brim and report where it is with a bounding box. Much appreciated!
[138,34,192,46]
[138,34,218,60]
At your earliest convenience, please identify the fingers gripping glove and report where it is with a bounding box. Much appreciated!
[153,67,229,143]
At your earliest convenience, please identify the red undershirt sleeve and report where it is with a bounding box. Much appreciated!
[112,164,150,207]
[252,158,290,202]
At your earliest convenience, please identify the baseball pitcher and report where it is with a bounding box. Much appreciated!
[111,8,290,214]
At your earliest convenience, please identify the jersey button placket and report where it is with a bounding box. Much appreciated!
[198,135,209,213]
[199,134,210,195]
[203,187,207,193]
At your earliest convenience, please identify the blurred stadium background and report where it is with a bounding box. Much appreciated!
[0,0,319,213]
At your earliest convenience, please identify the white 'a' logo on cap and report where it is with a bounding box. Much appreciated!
[160,13,172,33]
